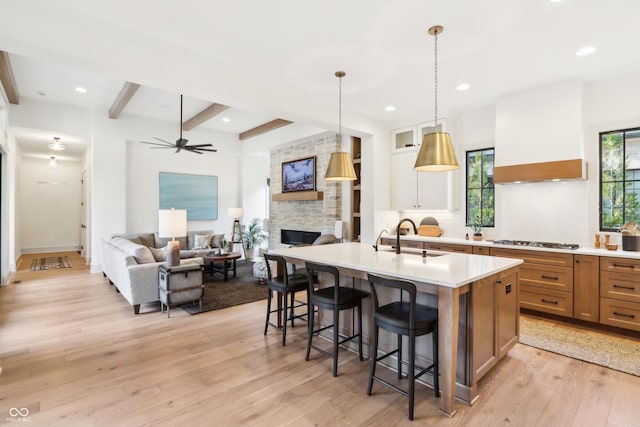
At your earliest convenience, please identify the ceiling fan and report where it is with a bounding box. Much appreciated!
[141,95,218,154]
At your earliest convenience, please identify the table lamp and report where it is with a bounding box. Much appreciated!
[159,208,187,266]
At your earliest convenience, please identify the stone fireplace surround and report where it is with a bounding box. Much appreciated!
[269,133,341,249]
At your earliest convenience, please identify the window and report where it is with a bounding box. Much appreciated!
[466,148,495,228]
[600,127,640,231]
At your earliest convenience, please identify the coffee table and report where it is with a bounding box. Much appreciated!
[203,252,241,281]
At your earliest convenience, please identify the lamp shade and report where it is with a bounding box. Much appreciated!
[158,208,187,239]
[414,132,459,172]
[227,207,243,219]
[325,152,357,181]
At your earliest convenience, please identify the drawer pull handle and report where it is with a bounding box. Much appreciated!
[613,311,636,319]
[613,284,636,291]
[541,275,559,280]
[541,299,559,305]
[612,263,635,269]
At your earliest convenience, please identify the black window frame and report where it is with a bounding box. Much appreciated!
[599,127,640,231]
[465,147,495,228]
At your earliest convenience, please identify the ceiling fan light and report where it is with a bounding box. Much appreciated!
[48,137,65,151]
[325,151,357,181]
[414,131,459,171]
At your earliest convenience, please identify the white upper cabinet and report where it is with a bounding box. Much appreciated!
[391,152,451,210]
[392,125,417,152]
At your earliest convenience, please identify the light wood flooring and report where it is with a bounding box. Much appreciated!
[1,252,640,426]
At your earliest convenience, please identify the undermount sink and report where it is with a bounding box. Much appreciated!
[379,248,444,257]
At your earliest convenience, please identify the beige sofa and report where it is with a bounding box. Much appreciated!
[101,230,224,314]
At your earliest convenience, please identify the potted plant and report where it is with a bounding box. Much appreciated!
[470,217,483,241]
[242,218,269,260]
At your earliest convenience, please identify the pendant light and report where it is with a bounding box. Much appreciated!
[325,71,357,181]
[414,25,459,172]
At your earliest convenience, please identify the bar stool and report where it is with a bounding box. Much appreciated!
[366,273,439,421]
[263,253,309,346]
[304,261,369,377]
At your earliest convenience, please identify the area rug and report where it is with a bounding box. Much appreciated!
[181,261,268,314]
[519,315,640,376]
[30,256,72,271]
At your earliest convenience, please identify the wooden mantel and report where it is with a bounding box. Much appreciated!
[272,191,324,201]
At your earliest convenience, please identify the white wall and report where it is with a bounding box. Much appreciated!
[19,156,83,253]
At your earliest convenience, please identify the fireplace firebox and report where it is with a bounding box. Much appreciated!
[280,229,321,246]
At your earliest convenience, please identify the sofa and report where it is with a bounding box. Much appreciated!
[101,230,225,314]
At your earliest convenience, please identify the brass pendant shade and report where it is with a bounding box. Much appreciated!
[325,151,357,180]
[414,24,459,172]
[324,70,357,181]
[414,132,459,171]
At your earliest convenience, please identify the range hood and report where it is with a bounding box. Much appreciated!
[493,159,587,184]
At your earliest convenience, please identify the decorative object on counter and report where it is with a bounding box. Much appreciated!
[414,25,459,172]
[594,234,601,248]
[465,233,469,240]
[622,235,640,251]
[470,217,483,241]
[398,224,411,235]
[606,244,618,251]
[604,234,611,247]
[325,71,357,181]
[418,216,443,237]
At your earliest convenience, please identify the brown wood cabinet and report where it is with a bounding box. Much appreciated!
[491,247,574,318]
[471,268,519,381]
[573,255,599,322]
[426,242,472,254]
[600,256,640,331]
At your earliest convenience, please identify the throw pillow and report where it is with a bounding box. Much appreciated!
[149,246,166,262]
[192,234,209,250]
[209,233,225,248]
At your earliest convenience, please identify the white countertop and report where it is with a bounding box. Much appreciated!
[382,234,640,259]
[270,242,522,289]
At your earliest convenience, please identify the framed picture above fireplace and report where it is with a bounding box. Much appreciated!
[282,156,316,193]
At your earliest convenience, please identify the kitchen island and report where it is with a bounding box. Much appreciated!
[270,242,523,417]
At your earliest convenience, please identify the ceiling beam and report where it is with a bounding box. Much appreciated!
[182,103,229,131]
[239,119,293,141]
[108,82,140,119]
[0,51,20,104]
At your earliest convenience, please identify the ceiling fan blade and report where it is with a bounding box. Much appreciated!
[195,148,218,152]
[149,146,175,149]
[186,143,213,148]
[140,140,173,147]
[184,147,203,154]
[153,137,174,145]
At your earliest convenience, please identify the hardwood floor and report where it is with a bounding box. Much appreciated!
[1,252,640,426]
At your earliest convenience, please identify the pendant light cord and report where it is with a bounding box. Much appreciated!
[337,73,343,145]
[434,29,439,126]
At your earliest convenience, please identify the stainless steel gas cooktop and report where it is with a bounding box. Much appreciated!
[493,239,579,250]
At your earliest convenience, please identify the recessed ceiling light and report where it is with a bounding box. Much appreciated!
[385,105,396,112]
[576,46,596,56]
[75,87,87,93]
[222,117,230,122]
[549,0,564,3]
[456,83,470,91]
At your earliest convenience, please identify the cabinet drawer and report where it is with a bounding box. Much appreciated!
[401,240,425,249]
[600,257,640,275]
[600,298,640,332]
[491,248,573,267]
[600,271,640,303]
[520,264,573,292]
[380,237,395,247]
[426,243,472,254]
[520,285,573,317]
[473,246,491,255]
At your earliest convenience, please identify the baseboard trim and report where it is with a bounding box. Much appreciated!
[22,246,79,254]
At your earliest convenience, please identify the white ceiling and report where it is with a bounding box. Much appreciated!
[3,0,640,160]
